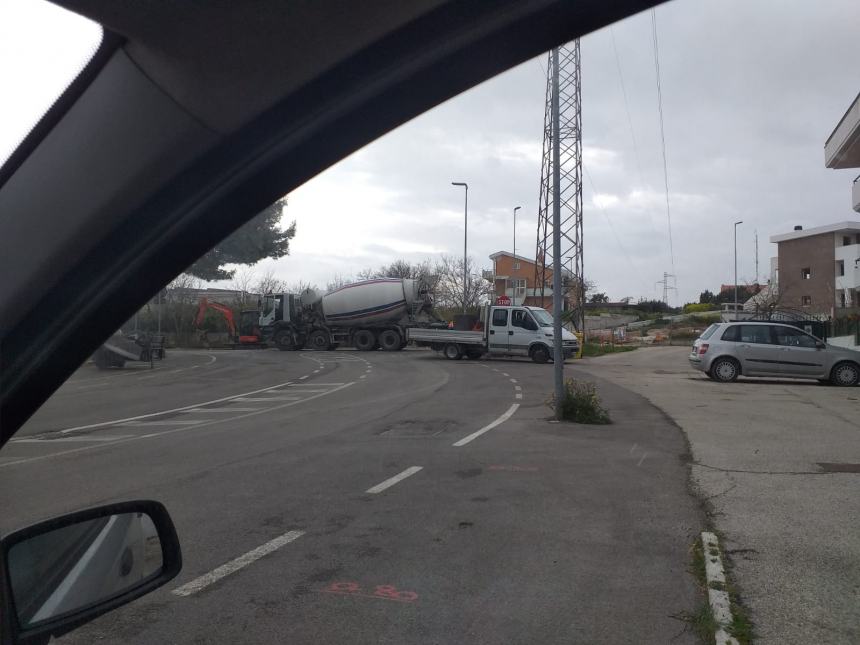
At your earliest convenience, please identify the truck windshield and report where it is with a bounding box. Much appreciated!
[530,309,553,327]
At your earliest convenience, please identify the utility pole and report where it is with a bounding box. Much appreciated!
[451,182,468,313]
[513,205,521,305]
[655,272,676,304]
[551,47,564,419]
[755,229,759,284]
[734,220,743,311]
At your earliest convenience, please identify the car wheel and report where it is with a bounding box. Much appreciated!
[443,343,462,360]
[308,330,330,351]
[710,357,739,383]
[830,362,860,387]
[379,329,401,351]
[353,329,376,351]
[530,345,550,364]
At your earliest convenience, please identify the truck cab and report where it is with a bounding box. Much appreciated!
[485,305,578,361]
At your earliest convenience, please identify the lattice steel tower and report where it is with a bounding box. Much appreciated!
[534,40,584,331]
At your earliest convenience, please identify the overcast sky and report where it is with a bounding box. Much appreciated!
[4,0,860,304]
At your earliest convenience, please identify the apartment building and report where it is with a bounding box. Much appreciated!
[824,91,860,213]
[770,222,860,316]
[485,251,575,309]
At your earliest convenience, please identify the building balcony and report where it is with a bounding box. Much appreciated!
[836,244,860,289]
[825,92,860,169]
[853,175,860,213]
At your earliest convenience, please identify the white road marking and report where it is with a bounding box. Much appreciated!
[56,379,298,434]
[233,396,302,402]
[514,385,522,391]
[502,372,510,377]
[701,532,740,645]
[182,407,262,413]
[299,376,309,380]
[360,375,367,379]
[365,466,423,494]
[515,393,523,400]
[509,378,517,384]
[119,419,204,427]
[287,383,345,387]
[172,530,305,597]
[452,404,520,447]
[2,383,356,469]
[13,435,133,443]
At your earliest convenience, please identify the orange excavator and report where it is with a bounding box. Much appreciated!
[195,298,263,346]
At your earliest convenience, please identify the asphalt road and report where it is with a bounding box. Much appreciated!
[0,348,703,644]
[577,346,860,645]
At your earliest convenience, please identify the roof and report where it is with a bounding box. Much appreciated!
[825,92,860,168]
[489,251,537,264]
[770,221,860,243]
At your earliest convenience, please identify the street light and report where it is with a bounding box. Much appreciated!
[734,220,743,316]
[452,182,468,313]
[513,206,521,305]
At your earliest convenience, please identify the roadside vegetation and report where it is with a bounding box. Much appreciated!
[581,342,637,357]
[550,379,611,424]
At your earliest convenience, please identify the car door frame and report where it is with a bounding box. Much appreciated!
[772,325,828,378]
[734,324,783,376]
[509,308,539,357]
[488,307,510,354]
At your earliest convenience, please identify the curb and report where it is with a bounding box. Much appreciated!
[701,531,740,645]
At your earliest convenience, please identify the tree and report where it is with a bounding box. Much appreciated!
[699,289,716,304]
[186,198,296,280]
[326,273,354,292]
[357,259,438,291]
[433,255,492,312]
[163,273,202,345]
[589,292,609,304]
[255,269,288,296]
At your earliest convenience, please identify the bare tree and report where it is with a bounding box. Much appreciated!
[433,255,491,312]
[229,266,257,307]
[326,273,354,292]
[164,273,202,345]
[255,268,288,295]
[286,280,318,294]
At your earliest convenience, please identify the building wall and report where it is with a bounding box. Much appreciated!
[777,234,836,314]
[490,254,564,310]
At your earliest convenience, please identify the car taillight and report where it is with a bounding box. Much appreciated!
[698,344,709,355]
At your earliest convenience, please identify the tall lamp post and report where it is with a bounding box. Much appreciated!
[513,206,521,304]
[452,182,469,313]
[734,220,743,315]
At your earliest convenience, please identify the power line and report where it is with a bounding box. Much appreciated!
[650,9,675,276]
[609,26,645,187]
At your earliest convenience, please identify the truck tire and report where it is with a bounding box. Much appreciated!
[529,344,550,364]
[273,329,295,351]
[353,329,376,351]
[379,329,401,351]
[308,330,330,351]
[443,343,462,360]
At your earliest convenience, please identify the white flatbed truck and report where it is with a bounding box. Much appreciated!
[407,304,578,363]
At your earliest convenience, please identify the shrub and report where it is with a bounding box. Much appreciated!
[551,378,610,424]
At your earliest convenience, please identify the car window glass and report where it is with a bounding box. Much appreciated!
[511,310,526,328]
[700,324,719,340]
[492,309,508,326]
[739,325,772,344]
[774,327,818,348]
[721,325,739,342]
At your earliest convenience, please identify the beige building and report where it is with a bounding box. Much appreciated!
[770,222,860,316]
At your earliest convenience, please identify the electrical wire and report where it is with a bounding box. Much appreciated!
[650,8,676,277]
[609,26,645,187]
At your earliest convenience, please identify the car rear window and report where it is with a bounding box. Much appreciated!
[721,325,739,341]
[699,324,719,340]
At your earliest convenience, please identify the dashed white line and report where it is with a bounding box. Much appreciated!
[515,393,523,400]
[233,396,302,402]
[182,407,262,413]
[119,420,204,427]
[514,385,522,391]
[453,404,520,447]
[502,372,510,377]
[172,530,305,597]
[299,376,309,380]
[360,375,367,379]
[366,466,423,494]
[13,435,133,443]
[509,378,518,384]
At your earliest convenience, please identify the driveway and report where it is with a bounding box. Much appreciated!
[573,346,860,644]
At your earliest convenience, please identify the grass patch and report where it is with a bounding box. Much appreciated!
[581,342,637,358]
[549,378,611,424]
[685,536,754,645]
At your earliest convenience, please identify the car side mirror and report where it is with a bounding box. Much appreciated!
[0,500,181,645]
[816,342,826,350]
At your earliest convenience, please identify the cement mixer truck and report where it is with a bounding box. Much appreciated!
[258,278,444,351]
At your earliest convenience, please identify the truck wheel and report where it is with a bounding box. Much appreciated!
[273,330,294,351]
[354,329,376,351]
[379,329,401,351]
[443,343,462,360]
[530,345,550,364]
[308,330,330,351]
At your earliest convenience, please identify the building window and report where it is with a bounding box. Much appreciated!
[840,291,846,308]
[844,236,852,246]
[801,267,812,280]
[838,260,845,276]
[513,261,520,270]
[514,278,526,298]
[801,295,812,306]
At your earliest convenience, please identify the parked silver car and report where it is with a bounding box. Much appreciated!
[689,322,860,386]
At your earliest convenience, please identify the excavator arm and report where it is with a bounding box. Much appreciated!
[195,298,237,337]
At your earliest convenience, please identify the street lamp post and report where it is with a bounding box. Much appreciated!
[452,182,469,313]
[513,206,521,304]
[734,220,743,316]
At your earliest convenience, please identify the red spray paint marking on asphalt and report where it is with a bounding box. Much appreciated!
[319,581,418,603]
[487,465,539,472]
